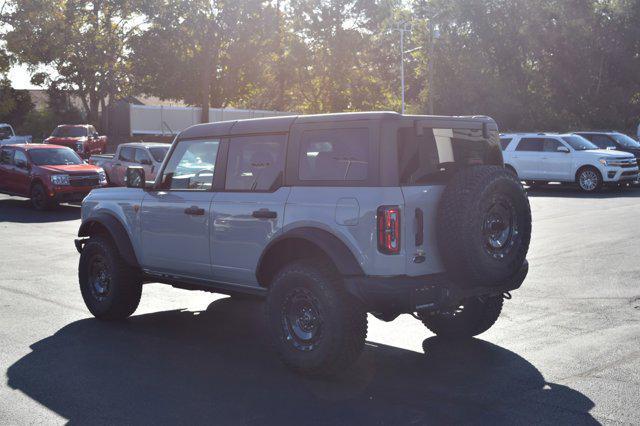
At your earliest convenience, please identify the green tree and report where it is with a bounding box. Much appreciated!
[3,0,144,125]
[131,0,265,121]
[286,0,398,113]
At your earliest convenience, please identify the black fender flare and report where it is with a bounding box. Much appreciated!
[77,213,140,268]
[257,227,364,282]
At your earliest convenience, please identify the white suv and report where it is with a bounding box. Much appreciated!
[501,133,639,192]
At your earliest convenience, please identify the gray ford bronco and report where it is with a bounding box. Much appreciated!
[76,112,531,376]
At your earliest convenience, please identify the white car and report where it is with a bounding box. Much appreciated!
[500,133,639,192]
[0,123,32,146]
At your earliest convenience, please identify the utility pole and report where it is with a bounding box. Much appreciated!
[395,22,411,115]
[427,19,440,115]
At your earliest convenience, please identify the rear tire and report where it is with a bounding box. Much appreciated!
[266,259,367,377]
[420,296,503,339]
[79,235,142,320]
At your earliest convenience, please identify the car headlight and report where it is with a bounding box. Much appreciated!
[97,169,107,185]
[51,174,70,185]
[76,142,84,153]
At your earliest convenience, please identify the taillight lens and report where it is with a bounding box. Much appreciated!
[377,206,401,255]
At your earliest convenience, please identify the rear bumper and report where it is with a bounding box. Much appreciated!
[345,261,528,316]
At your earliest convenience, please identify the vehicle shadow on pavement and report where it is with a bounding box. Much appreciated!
[526,185,640,198]
[6,298,598,425]
[0,198,80,223]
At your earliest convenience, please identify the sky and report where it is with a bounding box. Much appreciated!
[8,64,42,90]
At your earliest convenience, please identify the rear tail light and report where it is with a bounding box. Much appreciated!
[377,206,401,255]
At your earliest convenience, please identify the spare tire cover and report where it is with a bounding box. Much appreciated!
[437,166,531,288]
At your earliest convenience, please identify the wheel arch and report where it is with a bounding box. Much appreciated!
[78,213,140,268]
[256,227,364,287]
[504,164,518,177]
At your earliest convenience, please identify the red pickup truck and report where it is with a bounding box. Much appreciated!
[44,124,107,159]
[0,144,107,210]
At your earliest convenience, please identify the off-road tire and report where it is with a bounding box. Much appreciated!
[266,259,367,377]
[437,166,531,288]
[30,183,56,210]
[420,296,503,339]
[79,235,142,320]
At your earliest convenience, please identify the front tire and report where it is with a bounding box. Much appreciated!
[266,260,367,377]
[420,296,503,339]
[79,236,142,320]
[30,183,56,210]
[576,167,602,193]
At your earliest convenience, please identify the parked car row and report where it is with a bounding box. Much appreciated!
[501,132,639,192]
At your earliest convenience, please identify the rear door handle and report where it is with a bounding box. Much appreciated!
[184,206,205,216]
[252,209,277,219]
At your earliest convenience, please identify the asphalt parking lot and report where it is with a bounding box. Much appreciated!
[1,187,639,425]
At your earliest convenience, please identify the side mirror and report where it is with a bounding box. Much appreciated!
[92,132,99,138]
[557,146,570,153]
[126,166,146,189]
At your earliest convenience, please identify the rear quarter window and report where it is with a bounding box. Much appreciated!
[516,138,543,152]
[500,138,512,150]
[119,147,134,162]
[299,128,369,181]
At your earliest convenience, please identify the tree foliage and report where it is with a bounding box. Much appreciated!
[2,0,640,133]
[3,0,144,124]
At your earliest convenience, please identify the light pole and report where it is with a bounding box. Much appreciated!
[395,22,412,115]
[427,21,440,115]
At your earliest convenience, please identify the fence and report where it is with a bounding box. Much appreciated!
[129,105,294,136]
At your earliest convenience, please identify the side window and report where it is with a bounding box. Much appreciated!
[543,138,564,152]
[516,138,543,152]
[589,135,616,149]
[160,139,219,190]
[0,126,12,140]
[299,128,369,181]
[500,138,512,150]
[14,150,28,168]
[119,147,134,162]
[225,134,286,191]
[134,148,151,164]
[0,148,14,165]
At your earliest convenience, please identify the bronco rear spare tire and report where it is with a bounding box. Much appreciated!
[437,166,531,288]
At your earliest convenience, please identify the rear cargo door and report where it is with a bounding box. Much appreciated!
[399,119,498,276]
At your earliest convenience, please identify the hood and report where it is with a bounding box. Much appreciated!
[38,164,101,174]
[583,149,635,159]
[46,137,87,146]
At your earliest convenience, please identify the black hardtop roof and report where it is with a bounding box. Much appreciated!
[178,112,400,139]
[178,111,498,139]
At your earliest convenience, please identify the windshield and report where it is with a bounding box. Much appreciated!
[149,146,169,162]
[52,126,87,138]
[29,148,83,166]
[562,136,598,151]
[611,133,640,149]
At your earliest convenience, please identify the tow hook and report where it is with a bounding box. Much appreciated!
[74,238,87,254]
